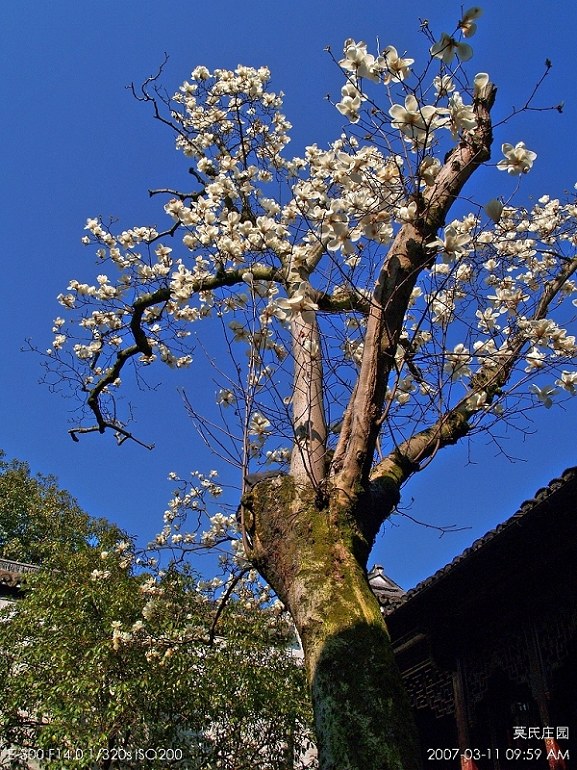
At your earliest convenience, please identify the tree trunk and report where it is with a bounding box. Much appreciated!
[243,475,421,770]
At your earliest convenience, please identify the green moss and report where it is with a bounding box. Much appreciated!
[246,475,422,769]
[312,610,421,769]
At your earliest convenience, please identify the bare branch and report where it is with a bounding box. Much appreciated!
[208,569,249,645]
[69,423,155,450]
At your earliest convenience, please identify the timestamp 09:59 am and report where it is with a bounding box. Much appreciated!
[427,746,570,762]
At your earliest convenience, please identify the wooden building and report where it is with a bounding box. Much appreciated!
[0,558,37,611]
[371,467,577,770]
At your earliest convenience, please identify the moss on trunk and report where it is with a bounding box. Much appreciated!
[243,476,422,770]
[312,619,421,770]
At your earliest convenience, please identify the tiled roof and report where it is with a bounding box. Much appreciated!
[368,564,406,610]
[396,466,577,607]
[0,558,39,591]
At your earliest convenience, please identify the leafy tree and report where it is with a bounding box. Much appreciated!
[0,462,314,769]
[45,7,577,769]
[0,452,97,564]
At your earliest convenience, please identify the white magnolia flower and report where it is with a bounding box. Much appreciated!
[497,142,537,175]
[249,412,271,437]
[429,224,472,262]
[530,383,558,408]
[217,389,236,407]
[430,34,473,64]
[476,307,502,333]
[336,82,363,123]
[395,375,416,405]
[484,199,504,223]
[525,347,546,372]
[556,370,577,395]
[464,390,488,410]
[339,39,382,82]
[389,94,439,147]
[276,292,319,318]
[438,92,477,138]
[381,46,414,82]
[228,320,249,342]
[419,156,441,186]
[90,569,111,581]
[459,7,483,38]
[433,75,455,98]
[51,334,66,350]
[397,201,418,223]
[444,343,472,380]
[473,72,492,99]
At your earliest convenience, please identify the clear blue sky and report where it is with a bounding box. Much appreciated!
[1,0,576,589]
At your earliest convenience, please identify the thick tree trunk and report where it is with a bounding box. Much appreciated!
[303,568,421,770]
[243,476,421,770]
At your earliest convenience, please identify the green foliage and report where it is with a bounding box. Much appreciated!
[0,456,315,769]
[0,451,111,565]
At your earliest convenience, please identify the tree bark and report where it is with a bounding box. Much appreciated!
[243,476,421,770]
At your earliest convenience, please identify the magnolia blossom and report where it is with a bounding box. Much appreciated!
[525,347,546,372]
[497,142,537,175]
[459,7,483,37]
[476,307,503,333]
[90,569,111,581]
[433,75,455,98]
[430,33,473,64]
[397,201,418,223]
[439,92,477,138]
[336,82,363,123]
[429,224,472,262]
[398,376,416,404]
[530,383,558,408]
[217,388,236,407]
[265,447,291,465]
[557,371,577,394]
[339,39,382,82]
[51,334,67,351]
[381,46,414,82]
[464,390,488,410]
[419,156,441,186]
[323,210,359,252]
[484,198,504,223]
[228,320,249,342]
[275,292,319,320]
[444,343,472,380]
[473,72,492,99]
[389,94,438,148]
[249,412,271,438]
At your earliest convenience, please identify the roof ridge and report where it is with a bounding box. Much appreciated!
[393,466,577,607]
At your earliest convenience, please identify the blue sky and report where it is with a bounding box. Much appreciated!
[1,0,576,589]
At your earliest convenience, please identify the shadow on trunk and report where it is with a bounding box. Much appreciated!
[311,621,422,770]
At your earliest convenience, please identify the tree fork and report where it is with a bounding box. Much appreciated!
[243,475,422,770]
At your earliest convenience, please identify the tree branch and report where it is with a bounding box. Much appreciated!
[366,248,577,528]
[80,266,283,437]
[208,569,249,645]
[69,423,155,450]
[332,85,498,498]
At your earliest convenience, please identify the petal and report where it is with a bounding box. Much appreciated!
[389,104,405,121]
[405,94,419,112]
[456,41,473,61]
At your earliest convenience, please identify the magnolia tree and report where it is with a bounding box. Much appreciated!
[1,558,314,770]
[0,458,314,770]
[45,7,577,769]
